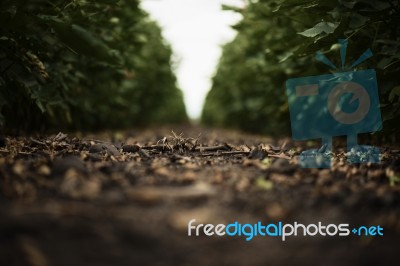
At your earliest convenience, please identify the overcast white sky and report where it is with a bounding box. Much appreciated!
[140,0,243,119]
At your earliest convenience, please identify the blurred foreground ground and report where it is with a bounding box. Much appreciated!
[0,126,399,266]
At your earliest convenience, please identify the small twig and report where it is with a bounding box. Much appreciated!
[30,137,47,146]
[172,154,192,161]
[196,144,231,152]
[190,134,201,151]
[17,151,32,155]
[156,137,167,145]
[221,151,249,156]
[87,139,109,144]
[198,153,220,157]
[141,145,169,151]
[53,132,67,142]
[268,153,292,160]
[198,151,250,157]
[138,148,151,158]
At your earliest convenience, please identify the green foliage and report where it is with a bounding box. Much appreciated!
[0,0,187,132]
[203,0,307,135]
[203,0,400,139]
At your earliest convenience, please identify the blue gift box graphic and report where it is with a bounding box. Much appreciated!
[285,39,382,168]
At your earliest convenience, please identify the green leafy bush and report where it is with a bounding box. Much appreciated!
[0,0,187,133]
[203,0,400,140]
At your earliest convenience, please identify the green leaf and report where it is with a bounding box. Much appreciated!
[98,0,120,3]
[388,175,400,187]
[256,177,274,191]
[362,0,391,11]
[340,0,356,9]
[40,16,120,64]
[389,86,400,102]
[221,4,243,13]
[349,13,369,29]
[276,0,316,10]
[298,21,339,37]
[35,99,46,113]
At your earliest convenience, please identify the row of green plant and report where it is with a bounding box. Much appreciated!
[0,0,187,133]
[202,0,400,140]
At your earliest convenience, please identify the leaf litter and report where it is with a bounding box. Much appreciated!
[0,127,399,265]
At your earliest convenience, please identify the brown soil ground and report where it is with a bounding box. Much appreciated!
[0,126,399,266]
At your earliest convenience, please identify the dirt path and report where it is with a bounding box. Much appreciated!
[0,127,399,266]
